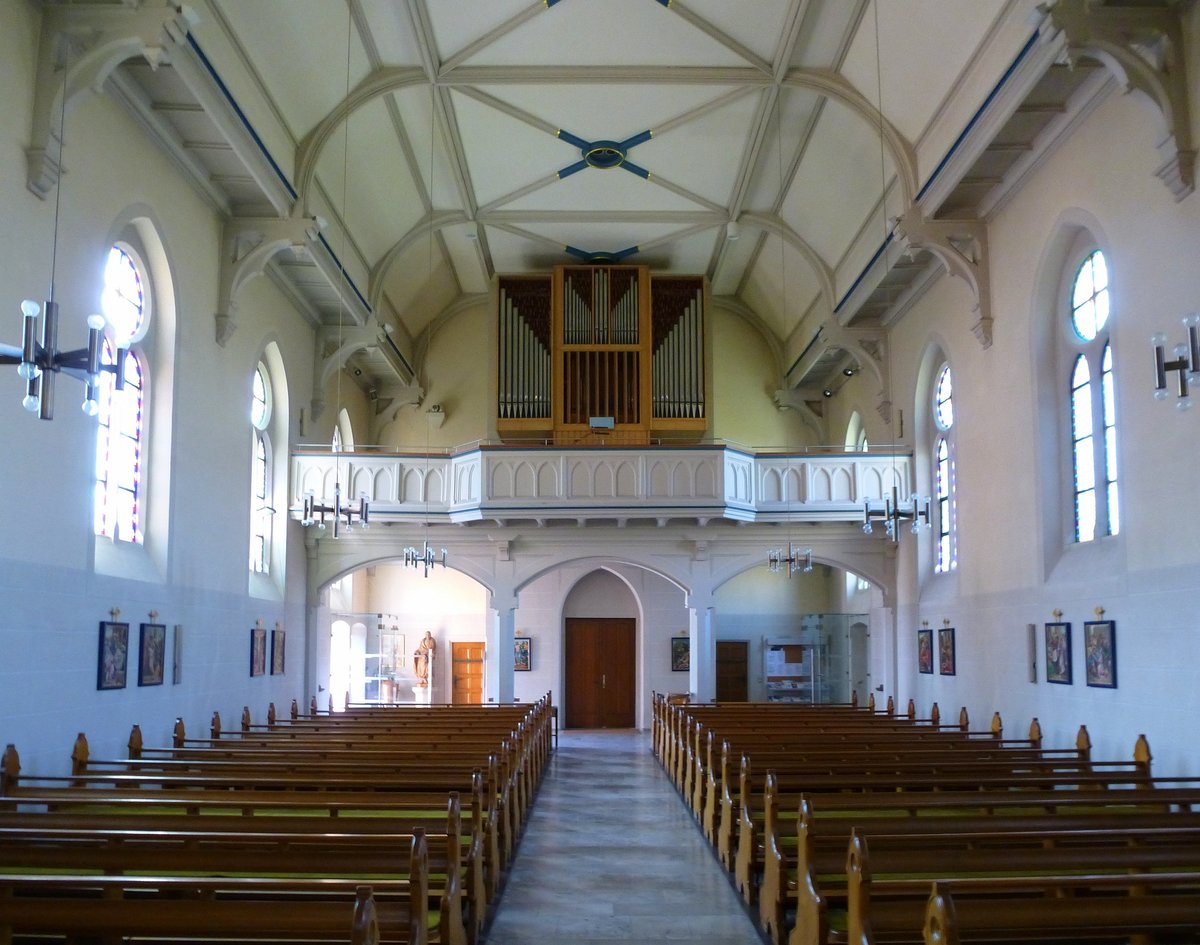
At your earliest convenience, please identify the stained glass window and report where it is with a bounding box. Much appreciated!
[1067,250,1117,543]
[95,342,144,543]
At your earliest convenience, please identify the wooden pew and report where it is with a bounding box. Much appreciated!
[922,874,1200,945]
[0,801,473,945]
[731,728,1161,904]
[841,832,1200,945]
[704,714,1055,855]
[1,702,548,943]
[762,785,1200,945]
[0,832,430,944]
[658,702,1200,945]
[780,800,1200,945]
[2,743,499,919]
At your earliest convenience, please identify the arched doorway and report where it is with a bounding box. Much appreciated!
[562,570,637,728]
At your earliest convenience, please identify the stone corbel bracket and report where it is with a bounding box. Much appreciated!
[771,388,826,440]
[311,323,423,423]
[215,215,324,346]
[1042,0,1194,201]
[27,1,198,198]
[891,206,993,348]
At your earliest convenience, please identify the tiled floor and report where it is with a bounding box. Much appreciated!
[482,729,765,945]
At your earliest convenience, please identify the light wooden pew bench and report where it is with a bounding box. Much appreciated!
[0,833,430,945]
[0,750,497,930]
[0,806,473,945]
[731,738,1162,906]
[704,716,1058,858]
[688,705,1018,832]
[762,789,1200,945]
[17,735,511,867]
[802,828,1200,945]
[921,873,1200,945]
[162,715,532,850]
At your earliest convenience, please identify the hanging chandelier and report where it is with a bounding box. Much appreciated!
[863,487,930,539]
[403,540,447,577]
[2,302,124,420]
[767,545,813,576]
[301,478,369,539]
[1,51,124,420]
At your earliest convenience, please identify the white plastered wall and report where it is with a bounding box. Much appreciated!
[877,83,1200,776]
[0,3,316,775]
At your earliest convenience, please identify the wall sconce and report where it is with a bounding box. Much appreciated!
[1152,314,1199,410]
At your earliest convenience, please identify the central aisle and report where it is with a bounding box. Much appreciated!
[483,729,765,944]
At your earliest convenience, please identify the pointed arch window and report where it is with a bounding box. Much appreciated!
[94,246,147,543]
[1067,250,1118,542]
[250,362,273,573]
[932,362,956,573]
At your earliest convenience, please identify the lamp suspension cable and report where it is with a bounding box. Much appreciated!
[2,42,124,419]
[300,9,369,537]
[765,86,812,577]
[404,79,447,577]
[861,2,929,541]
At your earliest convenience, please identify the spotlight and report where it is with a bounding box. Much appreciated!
[822,388,833,398]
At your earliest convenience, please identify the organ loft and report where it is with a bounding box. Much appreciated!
[496,265,707,445]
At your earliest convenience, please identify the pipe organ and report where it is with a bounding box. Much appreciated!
[497,265,706,444]
[498,278,551,421]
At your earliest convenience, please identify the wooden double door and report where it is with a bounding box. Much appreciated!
[564,618,635,728]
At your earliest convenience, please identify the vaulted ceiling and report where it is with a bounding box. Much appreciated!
[37,0,1190,416]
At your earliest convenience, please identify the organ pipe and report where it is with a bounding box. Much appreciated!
[497,279,551,420]
[651,279,703,420]
[497,268,702,437]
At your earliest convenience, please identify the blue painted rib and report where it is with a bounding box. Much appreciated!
[558,160,589,179]
[315,232,373,315]
[621,129,653,149]
[185,34,297,201]
[187,33,374,321]
[915,29,1041,203]
[834,233,893,314]
[621,160,651,180]
[785,326,825,380]
[557,129,591,150]
[835,28,1040,315]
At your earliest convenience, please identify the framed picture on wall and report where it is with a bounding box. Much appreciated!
[1084,620,1116,688]
[271,628,286,675]
[138,623,166,686]
[97,621,130,690]
[250,627,267,677]
[917,628,933,674]
[937,627,956,675]
[1045,622,1072,684]
[670,636,690,672]
[514,637,531,672]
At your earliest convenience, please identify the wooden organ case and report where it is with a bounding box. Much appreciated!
[496,265,707,444]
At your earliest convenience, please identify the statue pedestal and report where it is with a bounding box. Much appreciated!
[412,684,432,704]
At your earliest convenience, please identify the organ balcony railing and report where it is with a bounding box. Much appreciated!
[290,443,915,528]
